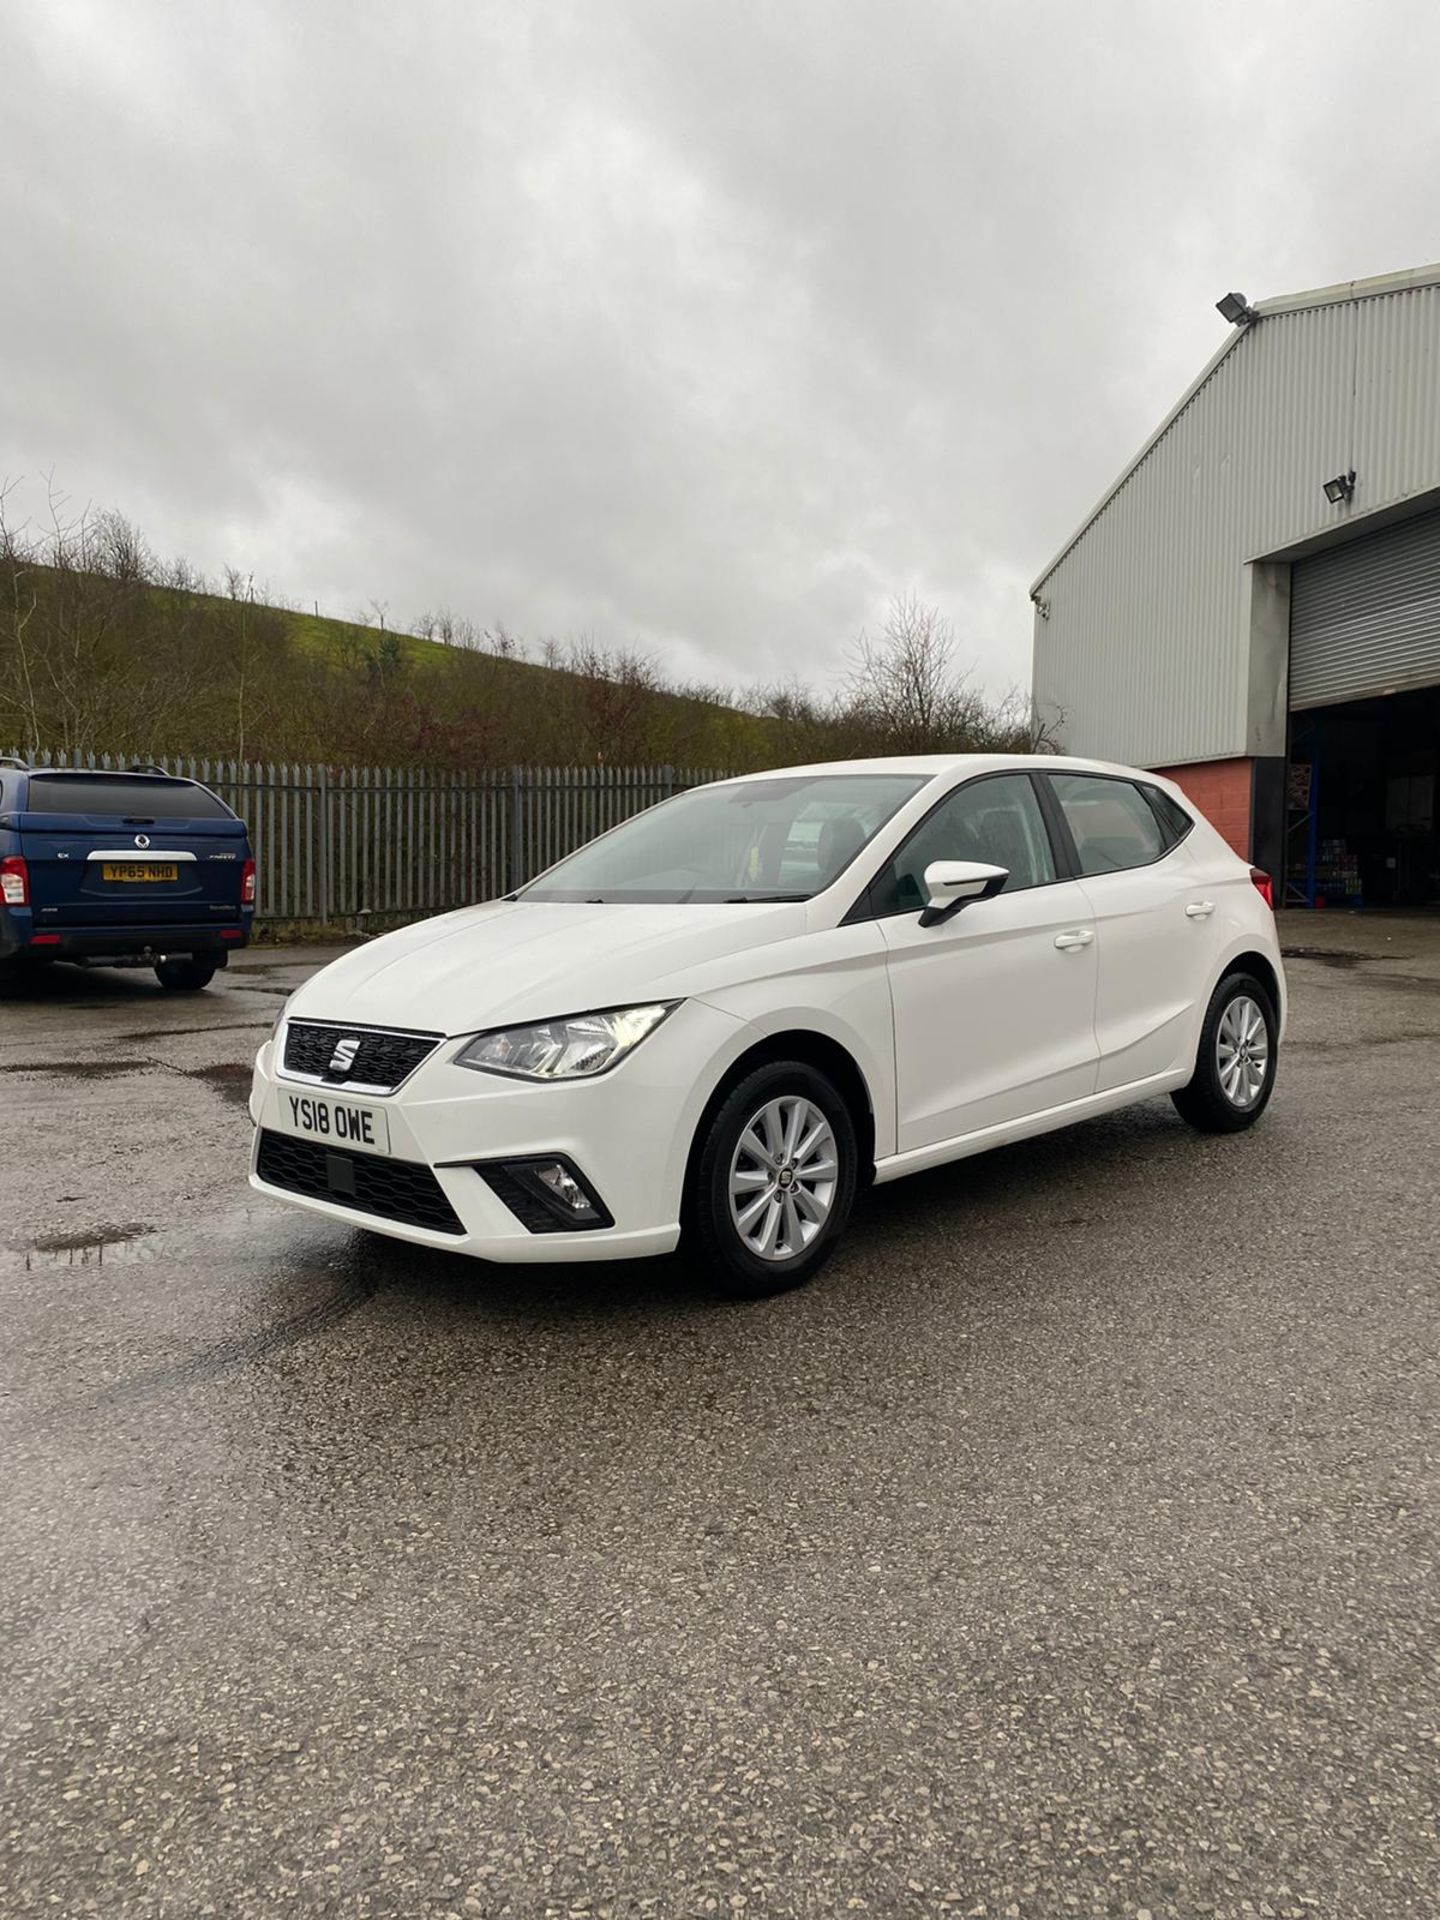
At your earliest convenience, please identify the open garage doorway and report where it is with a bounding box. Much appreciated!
[1287,688,1440,907]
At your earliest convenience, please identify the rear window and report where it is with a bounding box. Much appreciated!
[24,775,233,820]
[1142,784,1194,846]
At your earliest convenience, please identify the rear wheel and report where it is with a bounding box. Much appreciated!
[155,958,218,992]
[686,1060,858,1298]
[1172,971,1278,1133]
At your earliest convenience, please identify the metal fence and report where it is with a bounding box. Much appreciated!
[4,751,731,922]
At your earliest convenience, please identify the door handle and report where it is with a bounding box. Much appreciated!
[1054,929,1094,951]
[1185,900,1216,919]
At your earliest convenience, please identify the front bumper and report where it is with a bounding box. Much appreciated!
[247,998,745,1263]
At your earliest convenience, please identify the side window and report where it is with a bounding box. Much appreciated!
[1050,774,1169,874]
[872,774,1056,916]
[1141,783,1193,848]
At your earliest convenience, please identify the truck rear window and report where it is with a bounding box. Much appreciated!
[25,776,233,820]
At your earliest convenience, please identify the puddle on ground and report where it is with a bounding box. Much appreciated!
[185,1061,255,1106]
[117,1021,269,1042]
[1280,948,1367,967]
[0,1059,152,1078]
[29,1221,155,1257]
[9,1201,328,1271]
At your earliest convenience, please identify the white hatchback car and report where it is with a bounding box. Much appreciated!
[249,755,1285,1296]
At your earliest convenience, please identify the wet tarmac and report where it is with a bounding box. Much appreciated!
[1,933,1437,1917]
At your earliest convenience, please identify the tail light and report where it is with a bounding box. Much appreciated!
[1249,867,1274,909]
[241,858,256,906]
[0,855,29,907]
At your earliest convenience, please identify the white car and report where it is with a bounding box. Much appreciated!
[249,755,1284,1296]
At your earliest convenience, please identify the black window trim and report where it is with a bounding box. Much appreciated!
[841,766,1077,925]
[1038,769,1195,880]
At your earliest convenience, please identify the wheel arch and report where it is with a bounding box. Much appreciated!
[1224,948,1284,1030]
[682,1029,878,1210]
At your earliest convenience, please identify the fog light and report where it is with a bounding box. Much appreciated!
[476,1156,614,1233]
[534,1161,590,1211]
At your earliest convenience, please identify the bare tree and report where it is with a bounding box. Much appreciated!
[0,479,44,753]
[843,591,1000,752]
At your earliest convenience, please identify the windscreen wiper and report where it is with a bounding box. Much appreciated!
[723,892,810,903]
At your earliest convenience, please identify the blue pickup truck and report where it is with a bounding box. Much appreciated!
[0,760,255,990]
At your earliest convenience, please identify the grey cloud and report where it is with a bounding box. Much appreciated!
[3,0,1439,703]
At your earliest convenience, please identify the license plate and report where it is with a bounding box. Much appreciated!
[279,1090,390,1154]
[102,862,180,882]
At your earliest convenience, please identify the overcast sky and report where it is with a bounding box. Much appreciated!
[3,1,1439,701]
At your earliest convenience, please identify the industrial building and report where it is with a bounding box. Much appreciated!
[1031,262,1440,908]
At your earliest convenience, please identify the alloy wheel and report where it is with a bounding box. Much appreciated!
[1216,993,1269,1109]
[727,1095,838,1262]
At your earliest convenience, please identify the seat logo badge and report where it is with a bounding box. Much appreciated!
[328,1037,361,1075]
[134,832,151,849]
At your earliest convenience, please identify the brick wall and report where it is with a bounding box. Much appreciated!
[1151,757,1253,858]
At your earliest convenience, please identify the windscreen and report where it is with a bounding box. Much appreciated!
[519,772,931,904]
[24,775,233,820]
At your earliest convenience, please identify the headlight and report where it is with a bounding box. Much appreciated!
[455,1002,677,1081]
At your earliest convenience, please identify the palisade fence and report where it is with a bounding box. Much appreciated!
[5,751,732,924]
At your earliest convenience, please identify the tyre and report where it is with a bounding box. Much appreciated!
[155,957,218,992]
[1172,971,1278,1134]
[686,1060,858,1298]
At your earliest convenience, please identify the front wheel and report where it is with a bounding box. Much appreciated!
[686,1061,858,1298]
[1172,971,1278,1133]
[155,958,218,992]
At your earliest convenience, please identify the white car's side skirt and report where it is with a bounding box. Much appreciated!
[871,1067,1193,1185]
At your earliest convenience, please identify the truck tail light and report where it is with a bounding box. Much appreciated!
[241,858,256,906]
[0,855,29,907]
[1249,867,1274,909]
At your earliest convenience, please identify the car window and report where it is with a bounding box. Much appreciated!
[1141,784,1193,847]
[870,773,1057,916]
[1050,774,1168,874]
[520,772,930,903]
[23,775,233,819]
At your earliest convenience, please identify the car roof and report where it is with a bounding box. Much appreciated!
[714,752,1166,784]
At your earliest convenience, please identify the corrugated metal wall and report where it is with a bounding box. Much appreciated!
[1032,280,1440,766]
[1291,505,1440,708]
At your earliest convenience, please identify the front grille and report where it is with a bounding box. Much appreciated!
[282,1020,440,1092]
[255,1130,464,1235]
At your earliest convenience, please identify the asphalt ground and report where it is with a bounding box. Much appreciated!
[1,923,1437,1919]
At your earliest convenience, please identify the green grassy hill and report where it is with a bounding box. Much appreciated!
[0,552,776,771]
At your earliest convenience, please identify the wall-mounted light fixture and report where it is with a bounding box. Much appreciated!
[1322,470,1356,505]
[1215,290,1259,326]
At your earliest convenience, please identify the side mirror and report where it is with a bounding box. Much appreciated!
[919,860,1008,927]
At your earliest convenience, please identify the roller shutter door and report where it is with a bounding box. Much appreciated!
[1290,504,1440,708]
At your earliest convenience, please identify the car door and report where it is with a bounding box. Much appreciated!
[869,771,1100,1153]
[1043,772,1215,1091]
